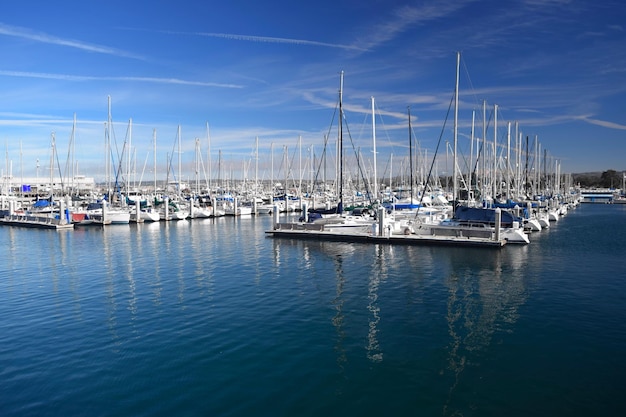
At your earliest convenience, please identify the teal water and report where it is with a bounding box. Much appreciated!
[1,204,625,416]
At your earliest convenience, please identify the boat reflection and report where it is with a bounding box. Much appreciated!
[441,246,530,415]
[366,244,386,362]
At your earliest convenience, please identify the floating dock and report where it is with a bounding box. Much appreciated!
[1,214,74,230]
[266,222,506,248]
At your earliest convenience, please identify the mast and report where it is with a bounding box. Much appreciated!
[524,135,530,195]
[283,145,288,202]
[534,135,539,197]
[218,149,222,188]
[482,100,487,202]
[389,153,393,193]
[106,95,112,198]
[506,121,511,200]
[128,118,133,192]
[153,129,157,193]
[206,123,211,191]
[50,132,55,199]
[469,109,475,197]
[255,136,259,196]
[19,140,23,200]
[177,125,182,197]
[298,135,302,197]
[408,106,413,204]
[515,123,520,197]
[68,113,76,193]
[195,137,200,195]
[338,71,344,214]
[309,145,314,195]
[453,51,460,204]
[371,96,378,202]
[493,104,498,202]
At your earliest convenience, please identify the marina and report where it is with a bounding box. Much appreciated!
[2,2,626,416]
[0,54,616,248]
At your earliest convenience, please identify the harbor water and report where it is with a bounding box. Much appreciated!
[1,204,625,416]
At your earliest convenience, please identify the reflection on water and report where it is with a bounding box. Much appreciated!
[1,213,550,416]
[442,246,530,416]
[366,245,386,362]
[331,250,347,374]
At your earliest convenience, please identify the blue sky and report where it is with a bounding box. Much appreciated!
[1,0,625,185]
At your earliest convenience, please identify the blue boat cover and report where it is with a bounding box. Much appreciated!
[454,206,517,225]
[33,200,51,208]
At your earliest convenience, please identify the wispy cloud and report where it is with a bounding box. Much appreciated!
[119,27,367,51]
[580,116,626,130]
[0,22,145,60]
[350,1,478,52]
[0,70,243,88]
[195,32,368,52]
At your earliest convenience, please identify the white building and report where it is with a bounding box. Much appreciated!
[1,174,96,196]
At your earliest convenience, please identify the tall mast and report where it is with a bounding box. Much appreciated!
[283,145,288,200]
[255,136,259,194]
[177,125,182,197]
[106,95,112,197]
[298,135,302,196]
[493,104,498,201]
[153,128,157,193]
[525,135,529,196]
[389,153,393,192]
[515,122,520,197]
[206,122,211,191]
[338,71,344,214]
[408,106,413,203]
[371,96,378,202]
[469,109,475,196]
[482,99,487,201]
[506,121,511,200]
[50,132,55,199]
[309,145,314,195]
[70,113,76,192]
[128,118,133,192]
[453,51,460,204]
[195,138,200,195]
[534,135,539,197]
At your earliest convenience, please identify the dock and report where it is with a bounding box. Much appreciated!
[1,214,74,230]
[265,222,507,248]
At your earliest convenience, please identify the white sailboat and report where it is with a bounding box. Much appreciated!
[102,96,130,224]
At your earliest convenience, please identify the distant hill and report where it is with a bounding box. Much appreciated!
[572,170,624,188]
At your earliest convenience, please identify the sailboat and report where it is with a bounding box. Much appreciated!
[95,96,131,225]
[438,53,528,243]
[301,71,376,232]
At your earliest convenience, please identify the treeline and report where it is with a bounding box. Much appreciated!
[573,170,625,188]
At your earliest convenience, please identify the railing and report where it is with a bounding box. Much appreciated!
[3,214,69,226]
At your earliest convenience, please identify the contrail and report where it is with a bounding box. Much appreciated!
[0,22,145,60]
[160,29,369,52]
[0,70,243,89]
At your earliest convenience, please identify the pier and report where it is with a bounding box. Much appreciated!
[265,226,506,248]
[265,206,508,248]
[580,189,618,203]
[1,214,74,230]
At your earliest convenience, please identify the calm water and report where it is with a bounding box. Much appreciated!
[1,204,625,416]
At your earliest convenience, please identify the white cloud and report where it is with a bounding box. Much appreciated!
[196,32,368,52]
[0,22,145,60]
[0,70,242,89]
